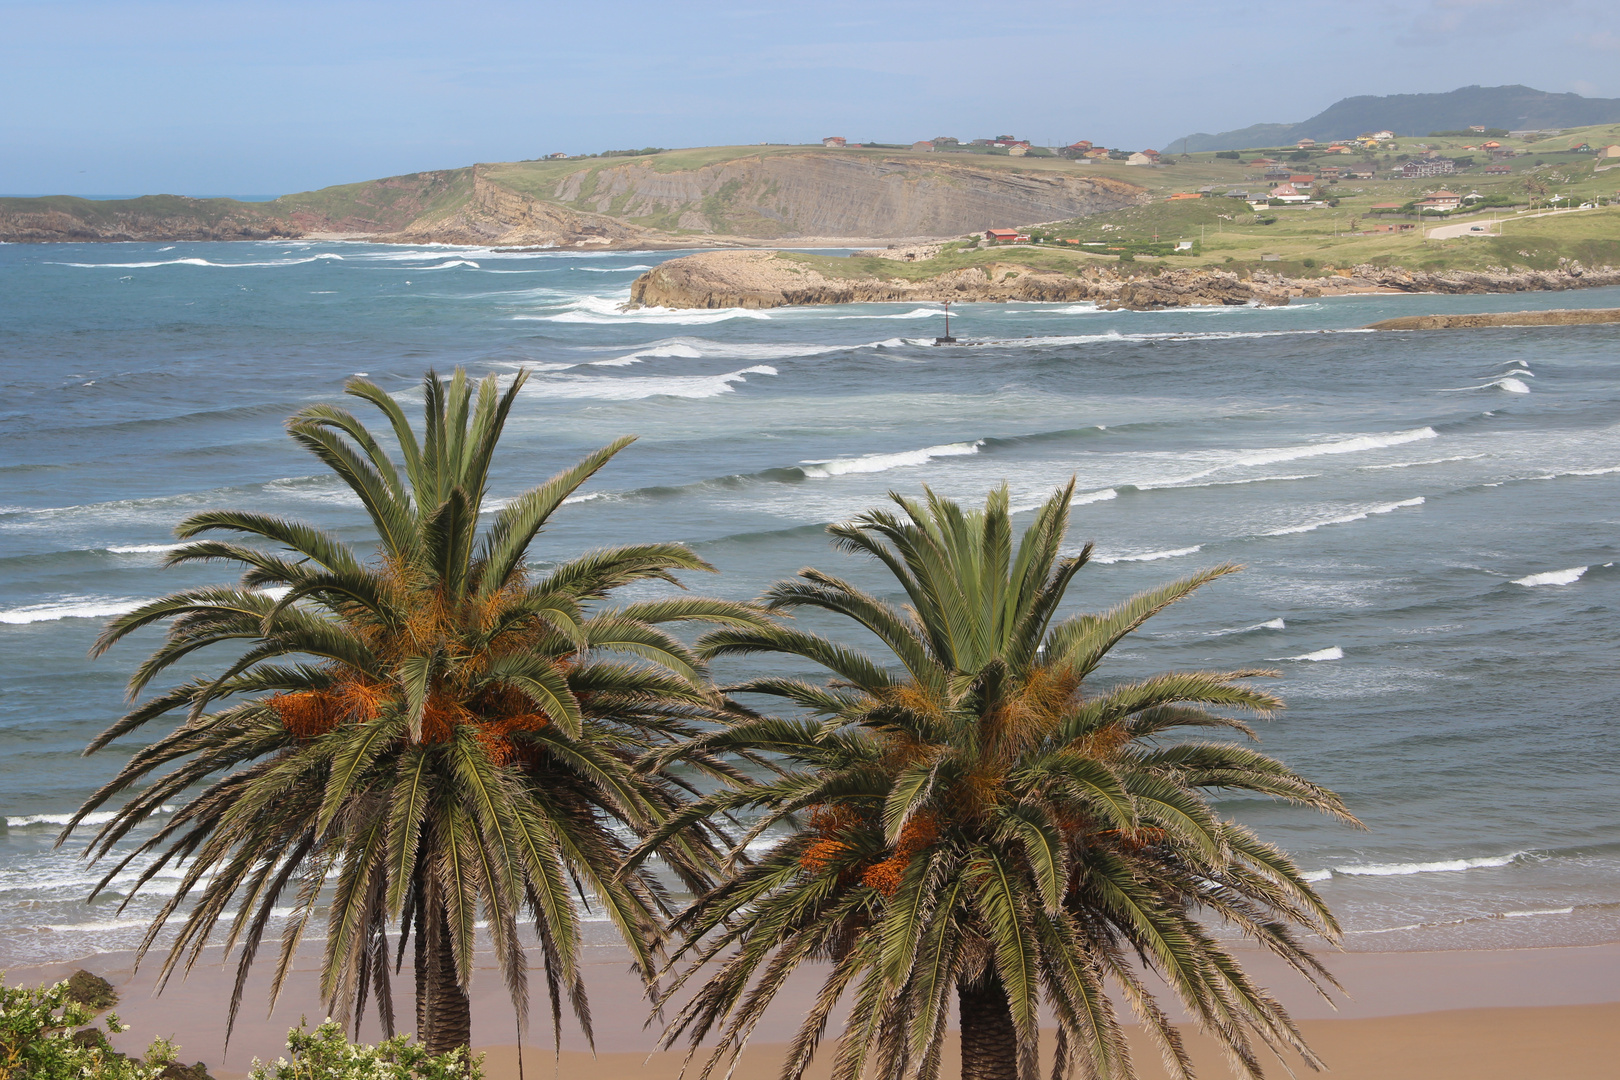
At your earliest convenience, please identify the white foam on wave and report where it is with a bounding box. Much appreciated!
[1439,378,1530,394]
[52,254,343,270]
[587,335,913,367]
[1264,497,1424,536]
[1206,618,1287,637]
[8,805,176,828]
[524,365,777,401]
[1275,646,1343,662]
[1300,870,1332,883]
[1504,906,1573,918]
[833,308,943,320]
[798,441,981,478]
[574,265,653,273]
[105,543,186,553]
[1071,488,1118,506]
[418,259,480,270]
[0,596,144,625]
[1512,566,1588,587]
[1362,454,1484,470]
[1332,853,1521,877]
[592,343,704,367]
[527,295,773,325]
[1094,545,1202,565]
[1234,428,1437,470]
[1139,473,1318,491]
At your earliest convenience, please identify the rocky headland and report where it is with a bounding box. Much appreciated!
[628,250,1620,311]
[0,152,1146,248]
[1366,307,1620,329]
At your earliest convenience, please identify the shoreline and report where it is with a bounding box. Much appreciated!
[7,939,1616,1076]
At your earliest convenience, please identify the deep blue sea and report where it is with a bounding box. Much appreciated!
[1,241,1617,966]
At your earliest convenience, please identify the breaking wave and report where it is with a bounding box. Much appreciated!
[1513,566,1588,587]
[1274,646,1343,662]
[52,254,345,270]
[1093,545,1203,564]
[1264,497,1424,536]
[526,295,774,325]
[523,365,778,400]
[0,596,145,625]
[797,441,981,478]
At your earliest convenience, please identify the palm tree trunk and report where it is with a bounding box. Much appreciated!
[417,896,471,1055]
[958,973,1018,1080]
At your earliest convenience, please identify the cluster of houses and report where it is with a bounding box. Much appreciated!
[820,135,1169,165]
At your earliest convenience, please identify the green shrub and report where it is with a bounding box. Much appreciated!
[1302,258,1317,268]
[1117,253,1135,263]
[0,975,166,1080]
[248,1021,481,1080]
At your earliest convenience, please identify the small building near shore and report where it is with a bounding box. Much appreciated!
[1601,145,1620,158]
[1126,151,1156,166]
[822,136,847,148]
[985,228,1020,243]
[911,141,935,152]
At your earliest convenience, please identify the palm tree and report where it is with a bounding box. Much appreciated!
[64,370,763,1055]
[634,483,1358,1080]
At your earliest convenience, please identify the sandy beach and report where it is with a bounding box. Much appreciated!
[8,939,1616,1080]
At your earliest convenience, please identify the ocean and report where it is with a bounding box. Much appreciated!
[1,241,1617,968]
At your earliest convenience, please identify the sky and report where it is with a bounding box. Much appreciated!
[5,0,1620,198]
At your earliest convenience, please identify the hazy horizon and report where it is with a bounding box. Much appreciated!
[6,0,1620,198]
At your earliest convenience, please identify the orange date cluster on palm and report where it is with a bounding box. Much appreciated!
[798,805,940,897]
[269,680,550,765]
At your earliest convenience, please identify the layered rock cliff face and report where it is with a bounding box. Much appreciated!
[533,154,1147,238]
[385,169,652,246]
[630,251,1620,311]
[0,152,1147,246]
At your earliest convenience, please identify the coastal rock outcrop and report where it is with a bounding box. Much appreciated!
[629,251,1620,311]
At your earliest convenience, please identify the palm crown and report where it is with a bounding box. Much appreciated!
[66,370,761,1053]
[638,483,1357,1080]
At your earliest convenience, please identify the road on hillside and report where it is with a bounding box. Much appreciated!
[1426,206,1593,240]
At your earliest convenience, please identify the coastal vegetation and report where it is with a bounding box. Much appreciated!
[0,973,477,1080]
[66,370,1357,1077]
[635,485,1355,1080]
[65,371,761,1054]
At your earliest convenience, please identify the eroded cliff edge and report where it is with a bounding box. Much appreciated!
[629,250,1620,311]
[0,153,1148,246]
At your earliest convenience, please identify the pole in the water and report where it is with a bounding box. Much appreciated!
[935,301,957,344]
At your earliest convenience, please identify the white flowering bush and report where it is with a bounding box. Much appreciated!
[0,975,164,1080]
[247,1022,480,1080]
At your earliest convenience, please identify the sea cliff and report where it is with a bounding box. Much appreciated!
[0,151,1146,247]
[629,250,1620,311]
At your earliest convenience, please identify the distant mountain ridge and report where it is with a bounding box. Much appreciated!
[1171,85,1620,152]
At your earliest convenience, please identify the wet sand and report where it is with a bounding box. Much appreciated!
[8,941,1618,1079]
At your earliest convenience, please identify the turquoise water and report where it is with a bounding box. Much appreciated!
[1,241,1617,964]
